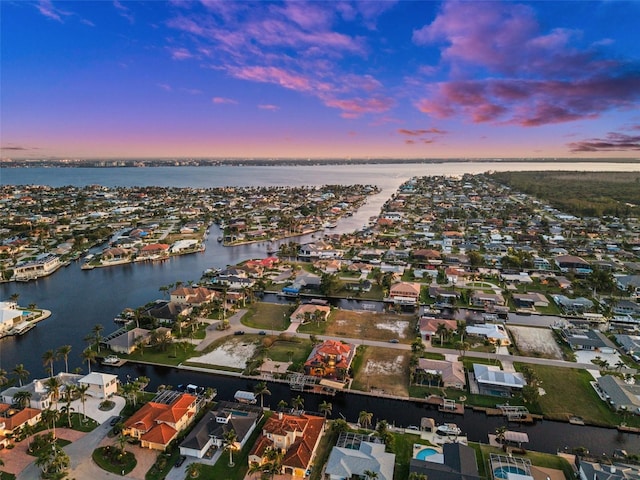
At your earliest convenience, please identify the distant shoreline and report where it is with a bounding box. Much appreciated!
[2,157,639,168]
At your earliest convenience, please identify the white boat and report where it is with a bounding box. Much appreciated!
[436,423,461,436]
[102,355,120,365]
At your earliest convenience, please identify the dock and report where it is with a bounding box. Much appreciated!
[101,357,127,367]
[425,396,465,415]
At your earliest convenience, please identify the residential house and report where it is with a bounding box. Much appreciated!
[180,401,262,459]
[429,286,461,306]
[579,459,640,480]
[136,243,170,260]
[170,286,217,306]
[597,375,640,413]
[304,340,356,380]
[290,304,331,324]
[416,358,466,390]
[248,411,325,478]
[552,295,594,313]
[0,404,42,448]
[122,392,197,450]
[472,364,526,397]
[466,324,511,346]
[512,293,549,310]
[106,328,151,355]
[617,275,640,299]
[324,434,395,480]
[13,253,62,281]
[561,328,616,353]
[419,317,457,341]
[78,372,119,399]
[470,291,506,308]
[1,373,81,410]
[388,282,421,305]
[555,254,591,274]
[0,301,23,336]
[409,442,482,480]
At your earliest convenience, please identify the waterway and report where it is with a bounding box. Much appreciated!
[2,162,640,454]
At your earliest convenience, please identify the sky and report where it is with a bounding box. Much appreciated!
[1,0,640,160]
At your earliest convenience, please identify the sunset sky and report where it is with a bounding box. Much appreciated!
[2,0,640,159]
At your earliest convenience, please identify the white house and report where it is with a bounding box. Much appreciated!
[79,372,119,398]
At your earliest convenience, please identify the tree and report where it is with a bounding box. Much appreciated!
[254,381,271,408]
[42,349,57,377]
[14,389,32,408]
[81,348,97,373]
[41,408,60,439]
[408,473,428,480]
[44,376,62,412]
[76,383,90,423]
[262,446,284,479]
[364,470,379,480]
[247,462,263,480]
[455,340,470,358]
[331,418,349,434]
[57,345,72,373]
[277,399,288,411]
[358,410,373,430]
[495,425,507,445]
[13,363,30,387]
[9,293,20,304]
[292,395,304,412]
[223,428,238,467]
[319,400,332,418]
[0,369,7,389]
[435,323,450,347]
[92,323,104,352]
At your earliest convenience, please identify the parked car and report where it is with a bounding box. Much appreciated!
[110,415,122,427]
[388,338,399,343]
[234,330,245,335]
[175,456,186,468]
[258,330,266,335]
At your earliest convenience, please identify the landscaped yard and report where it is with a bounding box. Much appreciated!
[351,346,411,396]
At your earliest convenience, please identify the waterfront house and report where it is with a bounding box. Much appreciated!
[470,291,506,308]
[122,392,197,451]
[466,324,511,346]
[78,372,118,399]
[561,328,615,352]
[106,328,151,354]
[597,375,640,413]
[290,304,331,324]
[472,364,526,396]
[179,401,262,459]
[248,411,325,478]
[419,317,457,341]
[0,301,23,336]
[324,434,395,480]
[137,243,170,260]
[304,340,356,380]
[1,373,81,410]
[170,286,218,306]
[555,254,591,274]
[579,459,640,480]
[409,442,481,480]
[13,253,62,281]
[512,293,550,310]
[416,358,466,389]
[552,295,594,314]
[389,282,422,305]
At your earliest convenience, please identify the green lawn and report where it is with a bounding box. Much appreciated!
[241,302,292,331]
[392,432,436,480]
[514,363,640,427]
[122,341,197,366]
[92,446,137,475]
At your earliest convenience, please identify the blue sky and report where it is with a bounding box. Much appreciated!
[2,0,639,159]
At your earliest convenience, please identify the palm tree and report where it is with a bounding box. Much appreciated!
[358,410,373,430]
[92,323,104,352]
[9,293,19,304]
[57,345,72,373]
[435,323,450,347]
[292,395,304,412]
[495,425,507,445]
[81,348,97,373]
[262,446,284,479]
[13,363,30,387]
[76,383,90,422]
[42,349,57,377]
[364,470,379,480]
[247,461,263,479]
[14,390,32,408]
[223,428,238,467]
[277,399,288,411]
[44,376,62,411]
[60,403,75,428]
[0,369,7,389]
[319,400,332,418]
[116,433,128,454]
[254,381,271,408]
[41,408,60,438]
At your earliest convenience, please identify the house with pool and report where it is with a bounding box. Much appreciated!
[324,432,395,480]
[409,442,481,480]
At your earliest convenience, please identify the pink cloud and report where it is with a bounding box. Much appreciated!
[168,47,194,61]
[229,66,312,92]
[416,74,640,127]
[398,128,447,136]
[113,0,134,24]
[157,83,172,92]
[36,0,71,22]
[568,131,640,152]
[212,97,237,104]
[325,96,394,118]
[258,104,279,111]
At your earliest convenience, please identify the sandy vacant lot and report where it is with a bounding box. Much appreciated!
[508,325,563,359]
[353,347,410,396]
[329,310,413,341]
[190,337,258,368]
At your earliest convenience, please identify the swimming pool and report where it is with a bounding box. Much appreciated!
[414,447,438,461]
[493,466,527,479]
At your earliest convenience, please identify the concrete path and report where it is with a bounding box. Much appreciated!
[195,309,247,352]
